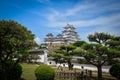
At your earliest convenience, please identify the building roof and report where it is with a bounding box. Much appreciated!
[28,49,44,54]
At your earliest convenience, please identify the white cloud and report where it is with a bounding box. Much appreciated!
[47,10,61,21]
[44,0,120,27]
[64,4,90,16]
[45,2,97,22]
[34,37,41,44]
[46,5,89,22]
[45,12,120,28]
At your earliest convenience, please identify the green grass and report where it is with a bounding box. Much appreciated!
[91,72,117,80]
[21,63,38,80]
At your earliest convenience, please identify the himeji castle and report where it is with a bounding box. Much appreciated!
[29,24,80,64]
[44,24,80,49]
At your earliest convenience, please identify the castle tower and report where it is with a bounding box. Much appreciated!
[43,24,80,50]
[61,24,80,44]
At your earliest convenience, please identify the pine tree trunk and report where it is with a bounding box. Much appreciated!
[2,63,7,80]
[68,60,72,70]
[97,65,102,80]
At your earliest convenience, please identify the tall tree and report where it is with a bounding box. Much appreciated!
[49,45,76,70]
[88,32,120,64]
[0,20,35,80]
[81,43,108,80]
[74,32,120,80]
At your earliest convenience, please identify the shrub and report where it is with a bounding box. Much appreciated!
[109,64,120,79]
[0,60,22,80]
[35,64,55,80]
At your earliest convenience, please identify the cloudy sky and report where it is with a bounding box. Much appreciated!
[0,0,120,44]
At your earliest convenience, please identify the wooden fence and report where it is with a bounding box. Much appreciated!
[55,70,92,80]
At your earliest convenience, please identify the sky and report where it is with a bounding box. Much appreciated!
[0,0,120,44]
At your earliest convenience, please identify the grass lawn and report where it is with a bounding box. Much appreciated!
[21,63,38,80]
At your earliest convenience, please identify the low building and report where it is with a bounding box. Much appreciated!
[28,48,48,64]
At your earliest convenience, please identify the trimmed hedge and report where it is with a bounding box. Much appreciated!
[109,64,120,79]
[0,60,22,80]
[35,64,55,80]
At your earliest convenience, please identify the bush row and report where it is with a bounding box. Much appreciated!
[35,64,55,80]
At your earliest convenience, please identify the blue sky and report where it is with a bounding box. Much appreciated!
[0,0,120,44]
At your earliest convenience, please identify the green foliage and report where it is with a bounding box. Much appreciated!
[59,45,76,57]
[35,64,55,80]
[39,45,46,49]
[0,60,22,80]
[88,32,112,44]
[109,64,120,79]
[73,41,86,47]
[83,33,119,66]
[48,53,63,64]
[107,36,120,49]
[60,45,76,52]
[0,20,35,62]
[58,45,76,70]
[0,20,35,80]
[77,59,88,64]
[73,48,84,56]
[81,43,108,63]
[106,36,120,65]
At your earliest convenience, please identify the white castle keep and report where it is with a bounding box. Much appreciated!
[44,24,80,47]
